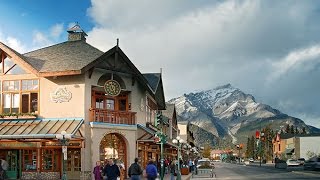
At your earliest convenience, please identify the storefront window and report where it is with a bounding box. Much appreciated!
[67,149,81,171]
[23,149,37,171]
[41,149,59,171]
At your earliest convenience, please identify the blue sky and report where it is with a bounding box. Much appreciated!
[1,0,320,128]
[0,0,92,45]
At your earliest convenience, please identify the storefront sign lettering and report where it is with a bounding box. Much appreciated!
[0,142,37,148]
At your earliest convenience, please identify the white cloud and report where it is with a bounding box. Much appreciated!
[33,31,51,46]
[269,45,320,81]
[50,23,64,39]
[86,0,320,128]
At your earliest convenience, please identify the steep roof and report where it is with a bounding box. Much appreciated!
[23,40,103,76]
[162,103,175,119]
[143,73,161,93]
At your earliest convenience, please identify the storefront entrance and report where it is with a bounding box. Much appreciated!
[100,133,127,178]
[0,150,19,180]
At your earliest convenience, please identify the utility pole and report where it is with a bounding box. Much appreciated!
[155,112,168,180]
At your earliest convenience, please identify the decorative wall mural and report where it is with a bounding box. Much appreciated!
[50,87,72,103]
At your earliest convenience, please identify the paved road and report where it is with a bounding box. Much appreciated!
[191,162,320,180]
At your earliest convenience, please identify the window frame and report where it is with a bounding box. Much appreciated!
[0,79,39,114]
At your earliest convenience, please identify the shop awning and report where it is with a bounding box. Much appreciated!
[137,124,156,135]
[0,119,83,139]
[285,148,294,154]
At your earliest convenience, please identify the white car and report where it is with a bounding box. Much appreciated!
[286,159,300,166]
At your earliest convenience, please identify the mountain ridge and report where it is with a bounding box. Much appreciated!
[168,84,320,146]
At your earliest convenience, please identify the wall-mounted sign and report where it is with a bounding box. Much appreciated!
[104,80,121,96]
[50,87,72,103]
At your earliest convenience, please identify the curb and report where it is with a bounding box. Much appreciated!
[291,170,320,177]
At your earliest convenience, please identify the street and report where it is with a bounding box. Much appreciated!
[191,162,320,180]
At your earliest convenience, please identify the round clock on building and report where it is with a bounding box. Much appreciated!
[104,80,121,96]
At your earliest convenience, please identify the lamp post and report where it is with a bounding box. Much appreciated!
[173,136,184,180]
[56,131,72,180]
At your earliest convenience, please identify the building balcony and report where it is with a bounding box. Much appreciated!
[89,108,136,125]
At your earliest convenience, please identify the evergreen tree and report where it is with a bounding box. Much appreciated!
[285,124,290,133]
[295,127,299,134]
[290,125,295,134]
[302,127,307,134]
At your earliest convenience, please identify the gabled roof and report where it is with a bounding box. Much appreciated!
[0,41,39,74]
[162,103,175,119]
[143,73,161,93]
[23,40,103,76]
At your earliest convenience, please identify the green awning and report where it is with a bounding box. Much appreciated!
[0,119,83,139]
[285,148,294,154]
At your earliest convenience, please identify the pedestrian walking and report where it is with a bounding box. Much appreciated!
[128,158,143,180]
[103,159,120,180]
[145,160,158,180]
[169,160,176,180]
[93,161,103,180]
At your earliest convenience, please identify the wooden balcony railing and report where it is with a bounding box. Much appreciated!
[90,108,136,125]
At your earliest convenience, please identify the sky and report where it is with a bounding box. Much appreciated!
[0,0,320,128]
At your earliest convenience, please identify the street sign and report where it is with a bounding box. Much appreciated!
[64,151,67,160]
[62,146,67,153]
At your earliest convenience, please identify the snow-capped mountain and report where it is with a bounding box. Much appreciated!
[168,84,320,146]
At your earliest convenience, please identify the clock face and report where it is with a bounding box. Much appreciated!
[104,80,121,96]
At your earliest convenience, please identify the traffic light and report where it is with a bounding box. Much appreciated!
[155,113,162,127]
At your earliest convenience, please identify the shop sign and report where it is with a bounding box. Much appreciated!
[106,129,126,136]
[0,142,37,148]
[50,87,72,103]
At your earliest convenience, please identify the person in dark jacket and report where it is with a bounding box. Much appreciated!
[145,160,158,180]
[103,159,120,180]
[128,158,142,180]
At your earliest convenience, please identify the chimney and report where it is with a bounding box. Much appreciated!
[67,23,87,41]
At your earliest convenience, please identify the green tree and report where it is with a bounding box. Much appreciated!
[302,127,307,134]
[295,127,299,134]
[285,124,290,133]
[290,125,295,134]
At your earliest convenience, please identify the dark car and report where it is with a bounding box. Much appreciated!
[303,157,320,171]
[297,158,305,165]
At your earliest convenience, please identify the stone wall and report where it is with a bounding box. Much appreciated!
[21,172,60,180]
[80,171,91,180]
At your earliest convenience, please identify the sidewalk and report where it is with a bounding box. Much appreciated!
[163,173,192,180]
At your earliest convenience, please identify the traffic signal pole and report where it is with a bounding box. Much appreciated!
[160,130,164,180]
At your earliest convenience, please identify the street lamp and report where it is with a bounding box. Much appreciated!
[173,136,184,180]
[56,131,72,180]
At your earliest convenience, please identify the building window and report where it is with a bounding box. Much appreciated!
[23,149,37,171]
[41,149,59,171]
[1,79,38,114]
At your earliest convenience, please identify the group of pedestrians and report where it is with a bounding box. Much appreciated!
[93,157,181,180]
[93,158,122,180]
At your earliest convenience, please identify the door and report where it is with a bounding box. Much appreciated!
[66,149,81,179]
[5,150,19,179]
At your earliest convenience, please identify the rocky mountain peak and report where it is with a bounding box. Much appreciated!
[168,84,320,146]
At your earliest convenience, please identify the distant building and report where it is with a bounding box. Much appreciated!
[273,133,320,160]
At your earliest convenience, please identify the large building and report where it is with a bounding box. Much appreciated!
[0,25,178,180]
[273,133,320,160]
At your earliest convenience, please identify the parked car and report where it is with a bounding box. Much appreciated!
[297,158,305,165]
[303,157,320,171]
[197,159,214,169]
[249,158,254,163]
[286,159,300,166]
